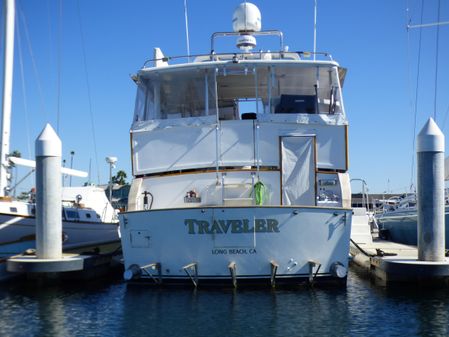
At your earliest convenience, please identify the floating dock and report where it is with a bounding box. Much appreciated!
[7,247,122,283]
[3,125,122,284]
[351,236,449,285]
[350,119,449,286]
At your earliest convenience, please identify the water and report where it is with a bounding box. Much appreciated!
[1,269,449,337]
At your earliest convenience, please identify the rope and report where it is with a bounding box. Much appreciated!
[15,11,32,158]
[408,0,424,190]
[442,103,449,130]
[433,0,441,122]
[56,0,63,133]
[18,8,48,121]
[350,238,374,257]
[76,0,101,185]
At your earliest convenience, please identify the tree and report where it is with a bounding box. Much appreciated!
[112,170,127,185]
[9,150,21,197]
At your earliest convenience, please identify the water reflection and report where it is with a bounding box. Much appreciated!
[119,285,349,337]
[0,271,449,337]
[36,290,69,337]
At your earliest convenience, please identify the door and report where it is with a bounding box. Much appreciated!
[280,136,316,206]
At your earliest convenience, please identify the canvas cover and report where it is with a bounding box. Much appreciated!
[281,136,316,206]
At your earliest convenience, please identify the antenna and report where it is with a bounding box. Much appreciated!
[184,0,191,61]
[313,0,317,60]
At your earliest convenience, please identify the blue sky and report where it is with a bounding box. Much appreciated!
[1,0,448,194]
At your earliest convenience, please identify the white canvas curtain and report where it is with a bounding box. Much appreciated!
[281,136,316,206]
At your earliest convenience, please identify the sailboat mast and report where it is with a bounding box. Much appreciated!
[0,0,15,196]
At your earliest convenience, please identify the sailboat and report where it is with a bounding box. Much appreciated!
[0,0,120,281]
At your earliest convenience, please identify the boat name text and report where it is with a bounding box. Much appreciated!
[184,218,280,234]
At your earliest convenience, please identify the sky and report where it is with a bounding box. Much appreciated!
[0,0,448,195]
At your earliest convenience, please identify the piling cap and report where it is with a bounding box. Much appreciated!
[417,118,445,153]
[35,124,61,157]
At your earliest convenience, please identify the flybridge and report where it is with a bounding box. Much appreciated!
[141,2,333,69]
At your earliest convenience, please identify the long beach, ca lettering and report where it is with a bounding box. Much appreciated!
[184,219,280,234]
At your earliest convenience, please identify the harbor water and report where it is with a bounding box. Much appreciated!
[1,268,448,336]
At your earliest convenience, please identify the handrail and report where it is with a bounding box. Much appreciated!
[142,50,333,68]
[210,30,284,52]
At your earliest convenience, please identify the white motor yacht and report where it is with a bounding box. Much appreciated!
[119,2,352,286]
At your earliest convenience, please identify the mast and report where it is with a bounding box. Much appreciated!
[0,0,15,196]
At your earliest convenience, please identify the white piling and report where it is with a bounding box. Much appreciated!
[417,118,445,262]
[35,124,62,259]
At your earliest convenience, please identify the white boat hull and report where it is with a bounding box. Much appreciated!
[120,206,352,286]
[0,212,120,282]
[0,213,119,255]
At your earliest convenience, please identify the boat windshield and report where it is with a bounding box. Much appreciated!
[133,63,344,122]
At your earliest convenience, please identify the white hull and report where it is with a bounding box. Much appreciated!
[121,4,353,287]
[0,213,119,256]
[0,213,120,282]
[120,206,351,286]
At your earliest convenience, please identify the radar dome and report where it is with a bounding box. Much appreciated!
[232,2,262,33]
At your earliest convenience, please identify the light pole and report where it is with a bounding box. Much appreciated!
[62,159,66,186]
[105,156,117,202]
[69,150,75,186]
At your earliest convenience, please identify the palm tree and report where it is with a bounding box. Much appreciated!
[112,170,127,186]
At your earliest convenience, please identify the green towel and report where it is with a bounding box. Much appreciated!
[253,181,265,206]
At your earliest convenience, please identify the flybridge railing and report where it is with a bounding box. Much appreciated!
[210,30,285,52]
[142,50,334,69]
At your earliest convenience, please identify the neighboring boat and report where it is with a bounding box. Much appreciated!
[0,185,120,281]
[376,193,449,247]
[0,186,118,249]
[119,2,353,286]
[0,0,120,280]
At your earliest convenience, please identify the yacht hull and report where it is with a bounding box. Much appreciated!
[376,207,449,247]
[120,206,352,286]
[0,213,119,248]
[0,212,120,281]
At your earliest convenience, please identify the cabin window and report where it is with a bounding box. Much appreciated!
[86,213,91,219]
[214,66,270,120]
[271,66,343,115]
[65,210,80,220]
[9,207,17,213]
[134,69,215,121]
[133,64,343,122]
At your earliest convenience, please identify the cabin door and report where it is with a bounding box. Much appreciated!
[280,136,316,206]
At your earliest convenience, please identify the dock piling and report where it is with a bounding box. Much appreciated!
[350,118,449,286]
[35,124,62,259]
[417,118,445,262]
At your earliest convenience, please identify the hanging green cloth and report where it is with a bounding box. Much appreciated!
[253,181,265,206]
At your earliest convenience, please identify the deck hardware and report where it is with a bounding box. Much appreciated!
[308,260,321,284]
[183,262,198,287]
[286,258,297,271]
[293,210,299,215]
[330,262,347,278]
[228,261,237,288]
[270,260,279,287]
[141,262,162,284]
[123,264,142,280]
